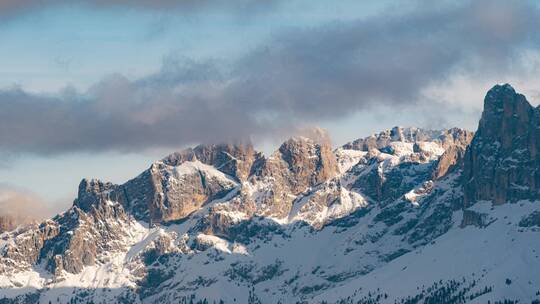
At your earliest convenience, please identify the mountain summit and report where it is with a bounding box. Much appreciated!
[1,85,539,304]
[464,84,540,205]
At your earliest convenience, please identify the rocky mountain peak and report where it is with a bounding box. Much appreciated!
[162,141,261,181]
[463,84,540,205]
[389,126,407,141]
[275,130,338,192]
[74,178,118,212]
[478,83,534,148]
[234,129,339,219]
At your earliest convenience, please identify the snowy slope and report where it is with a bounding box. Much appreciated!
[315,200,540,303]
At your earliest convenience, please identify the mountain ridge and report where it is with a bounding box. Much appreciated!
[1,84,539,304]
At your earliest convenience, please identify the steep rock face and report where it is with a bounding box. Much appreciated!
[122,161,238,224]
[162,142,261,181]
[463,84,540,205]
[100,156,243,226]
[1,220,59,272]
[42,201,130,274]
[201,126,471,238]
[258,136,337,194]
[118,168,159,221]
[149,161,238,223]
[75,179,121,212]
[1,181,138,275]
[120,143,254,224]
[276,135,338,193]
[0,127,472,281]
[432,129,474,179]
[199,131,340,233]
[248,131,338,218]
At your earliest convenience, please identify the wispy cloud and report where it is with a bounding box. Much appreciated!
[0,183,64,224]
[1,0,539,154]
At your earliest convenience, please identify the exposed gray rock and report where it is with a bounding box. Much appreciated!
[118,158,238,225]
[518,210,540,228]
[75,178,120,212]
[432,129,474,179]
[463,84,540,205]
[145,161,237,224]
[1,220,59,271]
[162,142,262,181]
[259,131,337,193]
[1,181,135,275]
[460,209,487,228]
[249,130,338,218]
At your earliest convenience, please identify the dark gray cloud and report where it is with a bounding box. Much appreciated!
[231,0,540,119]
[0,69,277,153]
[1,0,539,154]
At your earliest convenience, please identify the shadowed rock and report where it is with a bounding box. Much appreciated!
[463,84,540,205]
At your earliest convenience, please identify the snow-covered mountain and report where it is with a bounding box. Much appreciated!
[1,84,540,304]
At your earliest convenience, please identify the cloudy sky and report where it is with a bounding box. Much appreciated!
[1,0,539,215]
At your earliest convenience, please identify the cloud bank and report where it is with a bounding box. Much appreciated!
[1,0,539,154]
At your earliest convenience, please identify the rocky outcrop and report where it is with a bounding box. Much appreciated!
[518,210,540,228]
[5,88,526,279]
[460,209,487,228]
[432,129,474,180]
[1,181,137,275]
[269,134,338,194]
[0,124,478,278]
[119,144,252,225]
[198,130,340,233]
[75,179,121,212]
[162,142,262,181]
[1,220,59,271]
[463,84,540,205]
[248,130,338,218]
[123,161,238,225]
[97,142,260,226]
